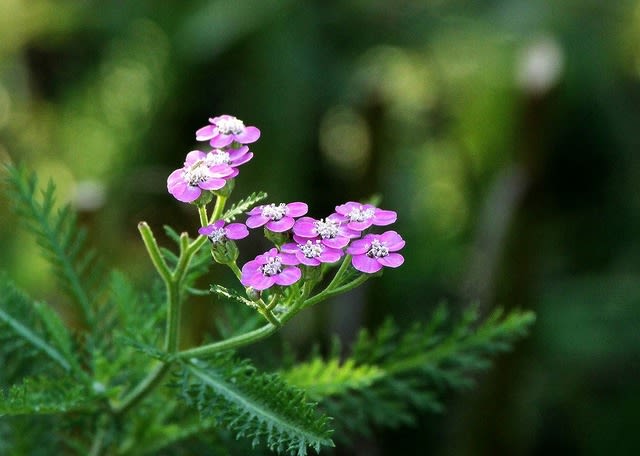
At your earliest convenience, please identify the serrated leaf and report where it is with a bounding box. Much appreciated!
[222,191,268,222]
[175,354,334,456]
[0,376,94,416]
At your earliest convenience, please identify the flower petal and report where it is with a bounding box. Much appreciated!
[209,135,234,148]
[246,215,269,228]
[292,218,317,237]
[244,274,275,291]
[172,184,201,203]
[199,178,227,190]
[195,125,215,141]
[322,236,350,249]
[346,239,370,255]
[234,126,261,144]
[286,202,308,217]
[274,267,301,286]
[380,231,405,251]
[266,217,294,232]
[373,209,397,225]
[184,150,206,165]
[351,255,382,273]
[225,223,249,240]
[377,253,404,268]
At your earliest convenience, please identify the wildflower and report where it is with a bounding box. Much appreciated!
[293,214,359,249]
[281,240,343,266]
[198,220,249,243]
[246,202,308,233]
[347,231,405,273]
[167,159,234,203]
[195,115,261,147]
[334,201,397,231]
[185,147,253,179]
[240,248,301,291]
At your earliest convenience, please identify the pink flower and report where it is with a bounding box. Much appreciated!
[246,202,308,233]
[281,240,343,266]
[346,231,405,273]
[186,147,253,179]
[334,202,397,231]
[167,158,235,203]
[198,220,249,243]
[292,214,359,249]
[240,248,301,291]
[195,115,261,147]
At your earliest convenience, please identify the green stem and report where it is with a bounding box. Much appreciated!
[326,254,352,290]
[177,323,278,359]
[198,205,209,227]
[210,195,227,222]
[138,222,171,284]
[227,261,242,280]
[112,363,170,415]
[303,273,370,309]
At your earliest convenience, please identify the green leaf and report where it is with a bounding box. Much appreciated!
[0,274,74,373]
[282,358,383,400]
[222,191,267,222]
[210,284,258,308]
[175,353,334,456]
[4,163,103,327]
[0,376,94,416]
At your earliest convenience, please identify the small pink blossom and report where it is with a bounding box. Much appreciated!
[246,202,308,233]
[167,158,234,203]
[347,231,405,273]
[334,202,397,231]
[281,240,343,266]
[195,115,261,147]
[292,214,359,249]
[198,220,249,243]
[240,248,301,291]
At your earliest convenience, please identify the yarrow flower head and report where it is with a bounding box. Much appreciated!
[198,220,249,243]
[281,240,343,266]
[201,146,253,178]
[195,115,261,147]
[167,154,235,203]
[334,201,397,231]
[293,214,359,249]
[240,248,301,291]
[246,202,308,233]
[346,230,405,273]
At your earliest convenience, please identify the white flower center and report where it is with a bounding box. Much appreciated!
[260,256,282,276]
[207,227,227,244]
[314,218,340,239]
[299,240,324,258]
[367,239,389,258]
[183,161,211,186]
[261,203,287,221]
[216,117,245,135]
[206,150,231,166]
[348,207,375,222]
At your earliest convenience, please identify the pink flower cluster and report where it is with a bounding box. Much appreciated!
[169,115,405,292]
[167,115,259,203]
[239,200,405,290]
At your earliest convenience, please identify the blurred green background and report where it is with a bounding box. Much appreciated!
[2,0,640,454]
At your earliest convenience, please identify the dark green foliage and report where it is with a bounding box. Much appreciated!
[0,163,535,454]
[175,353,334,456]
[5,164,104,328]
[283,305,536,442]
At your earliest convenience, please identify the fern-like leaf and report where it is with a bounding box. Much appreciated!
[0,376,94,416]
[0,274,77,374]
[222,191,268,222]
[175,353,334,455]
[210,284,259,308]
[282,358,383,400]
[4,163,103,327]
[285,306,535,441]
